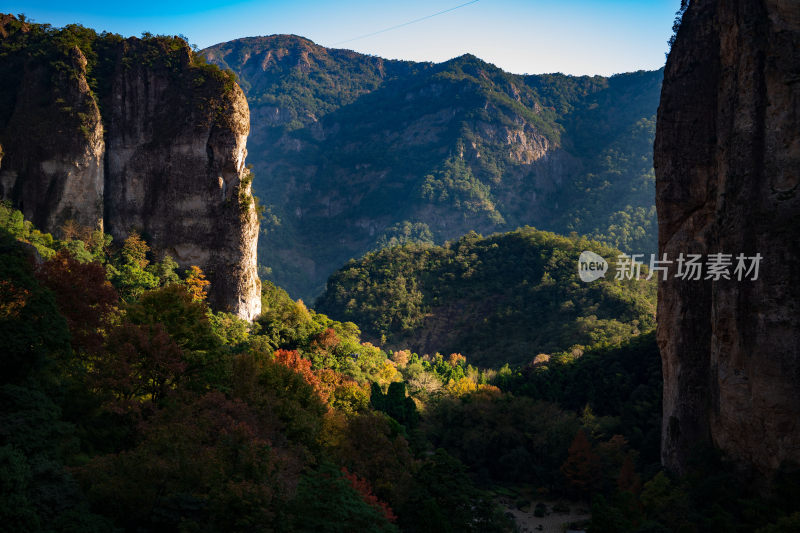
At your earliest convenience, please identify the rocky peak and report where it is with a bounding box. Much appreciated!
[0,16,261,320]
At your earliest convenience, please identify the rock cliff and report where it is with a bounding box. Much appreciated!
[655,0,800,480]
[0,16,261,320]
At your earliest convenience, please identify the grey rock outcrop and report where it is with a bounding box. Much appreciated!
[0,17,260,320]
[0,45,104,233]
[655,0,800,480]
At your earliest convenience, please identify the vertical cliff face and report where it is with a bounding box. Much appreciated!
[0,17,261,320]
[655,0,800,479]
[104,39,261,320]
[0,43,104,232]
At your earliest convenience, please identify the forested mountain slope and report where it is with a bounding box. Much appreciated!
[204,36,662,300]
[316,227,656,367]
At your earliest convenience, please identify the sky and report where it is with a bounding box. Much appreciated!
[6,0,678,76]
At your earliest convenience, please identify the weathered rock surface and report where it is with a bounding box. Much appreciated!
[655,0,800,480]
[0,17,261,320]
[103,39,260,320]
[0,45,104,233]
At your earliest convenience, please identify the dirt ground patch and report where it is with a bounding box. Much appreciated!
[497,498,590,533]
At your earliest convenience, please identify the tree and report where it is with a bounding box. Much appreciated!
[123,284,224,391]
[78,392,287,532]
[184,265,209,301]
[146,254,180,285]
[341,467,397,523]
[398,449,509,533]
[119,231,149,269]
[112,232,158,299]
[370,382,418,428]
[330,411,415,508]
[125,284,216,352]
[35,250,117,354]
[94,322,186,414]
[445,376,477,397]
[273,349,329,402]
[447,353,466,367]
[289,464,399,532]
[0,231,70,383]
[390,350,411,368]
[561,429,601,496]
[617,452,641,495]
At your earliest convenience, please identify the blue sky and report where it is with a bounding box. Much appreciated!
[6,0,678,75]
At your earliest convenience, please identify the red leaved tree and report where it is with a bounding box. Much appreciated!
[94,322,186,415]
[36,250,118,354]
[341,467,397,523]
[561,429,602,497]
[273,349,329,402]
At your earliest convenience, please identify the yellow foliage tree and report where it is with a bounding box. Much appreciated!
[446,376,477,397]
[184,265,210,302]
[377,360,398,385]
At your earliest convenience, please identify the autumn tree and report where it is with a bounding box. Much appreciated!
[447,353,466,367]
[561,429,602,497]
[94,322,186,414]
[112,232,158,299]
[342,467,397,523]
[312,327,340,352]
[273,349,330,402]
[184,265,210,301]
[617,452,642,495]
[120,231,149,268]
[35,250,118,354]
[230,347,329,451]
[445,376,478,397]
[390,349,411,368]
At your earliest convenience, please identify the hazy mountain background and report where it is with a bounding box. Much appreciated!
[204,36,662,301]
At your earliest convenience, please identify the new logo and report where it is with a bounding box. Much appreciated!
[578,251,608,282]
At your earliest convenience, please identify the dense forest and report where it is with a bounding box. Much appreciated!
[204,37,662,300]
[2,8,799,532]
[2,203,798,532]
[316,227,656,367]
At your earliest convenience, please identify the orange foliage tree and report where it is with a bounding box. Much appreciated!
[273,349,330,402]
[184,265,210,301]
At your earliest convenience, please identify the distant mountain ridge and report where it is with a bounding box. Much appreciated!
[204,36,662,300]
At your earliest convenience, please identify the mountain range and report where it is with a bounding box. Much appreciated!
[204,36,662,301]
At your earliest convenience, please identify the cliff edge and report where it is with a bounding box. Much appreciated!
[0,16,261,320]
[655,0,800,480]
